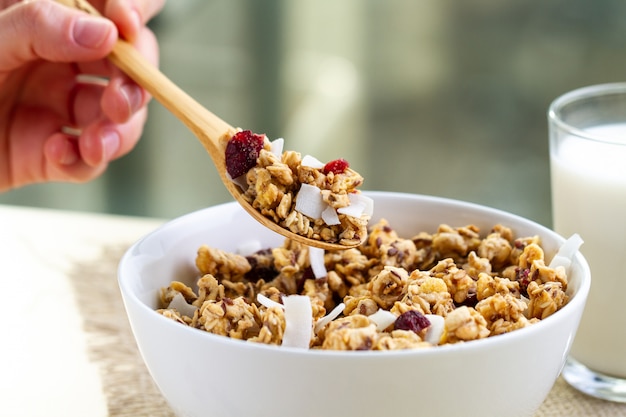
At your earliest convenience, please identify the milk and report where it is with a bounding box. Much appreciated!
[551,123,626,378]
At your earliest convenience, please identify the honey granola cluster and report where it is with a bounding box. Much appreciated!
[157,220,570,351]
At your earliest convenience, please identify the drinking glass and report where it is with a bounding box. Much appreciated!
[549,83,626,402]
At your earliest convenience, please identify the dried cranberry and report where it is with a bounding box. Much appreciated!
[394,310,431,334]
[517,267,532,294]
[244,249,276,283]
[455,290,478,308]
[225,130,265,178]
[244,263,276,283]
[322,158,350,175]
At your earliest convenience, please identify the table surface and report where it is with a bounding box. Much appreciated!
[2,204,625,417]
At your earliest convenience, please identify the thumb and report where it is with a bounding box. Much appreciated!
[0,1,117,71]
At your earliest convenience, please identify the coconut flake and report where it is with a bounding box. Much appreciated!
[237,240,263,256]
[295,184,326,219]
[368,309,397,331]
[549,233,584,273]
[228,173,248,191]
[270,138,284,157]
[282,295,313,349]
[348,193,374,217]
[167,293,198,318]
[336,193,374,218]
[301,155,325,169]
[314,302,345,334]
[424,314,445,345]
[257,293,284,310]
[337,201,366,218]
[321,205,341,226]
[309,247,327,278]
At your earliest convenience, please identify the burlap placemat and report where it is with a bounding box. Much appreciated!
[69,245,176,417]
[68,245,626,417]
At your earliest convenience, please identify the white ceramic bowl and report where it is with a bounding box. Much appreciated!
[118,192,590,417]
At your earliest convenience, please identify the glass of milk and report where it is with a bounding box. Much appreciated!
[549,83,626,402]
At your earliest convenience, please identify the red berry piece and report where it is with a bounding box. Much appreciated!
[394,310,431,334]
[225,130,265,178]
[322,158,350,175]
[516,267,534,296]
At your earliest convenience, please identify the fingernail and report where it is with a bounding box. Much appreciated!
[120,83,143,115]
[100,129,120,162]
[73,17,113,49]
[59,139,79,165]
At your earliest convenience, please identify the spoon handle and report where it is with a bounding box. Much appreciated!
[55,0,234,158]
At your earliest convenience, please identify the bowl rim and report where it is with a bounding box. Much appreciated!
[118,191,591,358]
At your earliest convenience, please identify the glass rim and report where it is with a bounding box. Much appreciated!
[548,82,626,145]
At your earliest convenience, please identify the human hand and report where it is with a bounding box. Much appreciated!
[0,0,164,191]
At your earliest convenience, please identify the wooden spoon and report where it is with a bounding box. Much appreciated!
[54,0,364,250]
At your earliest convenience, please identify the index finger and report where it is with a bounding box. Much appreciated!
[102,0,165,42]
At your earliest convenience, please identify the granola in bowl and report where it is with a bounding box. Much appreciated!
[157,219,579,351]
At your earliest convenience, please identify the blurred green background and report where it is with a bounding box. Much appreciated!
[3,0,626,227]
